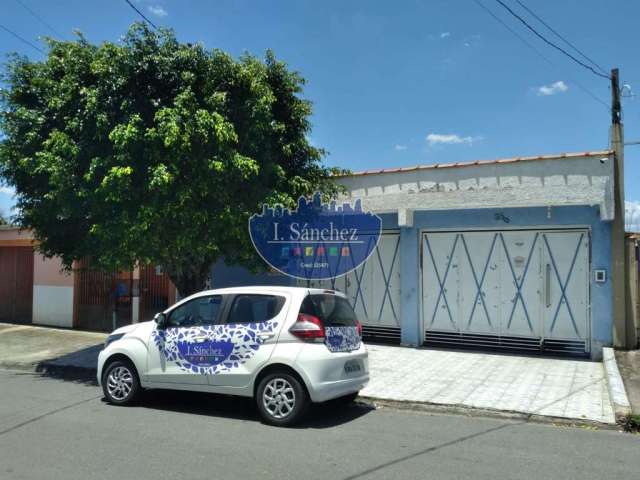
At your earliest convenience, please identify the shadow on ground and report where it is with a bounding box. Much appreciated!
[34,344,102,385]
[104,388,375,428]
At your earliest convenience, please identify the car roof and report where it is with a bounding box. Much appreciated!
[185,285,346,297]
[165,285,348,313]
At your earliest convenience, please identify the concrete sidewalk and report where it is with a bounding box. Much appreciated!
[0,323,106,375]
[0,323,618,425]
[362,344,615,424]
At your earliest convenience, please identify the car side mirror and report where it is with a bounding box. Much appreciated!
[154,312,167,329]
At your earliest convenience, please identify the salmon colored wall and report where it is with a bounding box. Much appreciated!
[0,228,34,245]
[33,254,74,287]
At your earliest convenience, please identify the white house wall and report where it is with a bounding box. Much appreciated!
[32,254,74,328]
[33,285,74,328]
[339,154,615,219]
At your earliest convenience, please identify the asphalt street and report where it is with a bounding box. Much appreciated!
[0,368,638,480]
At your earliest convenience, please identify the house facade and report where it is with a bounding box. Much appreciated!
[213,150,618,359]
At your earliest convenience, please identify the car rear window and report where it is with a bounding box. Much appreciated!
[300,294,358,327]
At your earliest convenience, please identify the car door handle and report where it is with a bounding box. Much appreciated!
[257,332,275,340]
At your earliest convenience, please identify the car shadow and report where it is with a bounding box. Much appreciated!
[113,388,374,428]
[34,344,102,385]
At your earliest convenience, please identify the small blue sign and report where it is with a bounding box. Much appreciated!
[249,193,382,280]
[176,340,234,366]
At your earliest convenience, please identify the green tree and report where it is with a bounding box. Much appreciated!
[0,24,344,296]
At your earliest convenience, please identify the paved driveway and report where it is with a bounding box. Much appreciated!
[362,345,615,424]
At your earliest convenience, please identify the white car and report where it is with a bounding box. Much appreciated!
[97,286,369,426]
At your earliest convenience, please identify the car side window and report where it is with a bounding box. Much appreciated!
[226,294,285,324]
[167,295,223,328]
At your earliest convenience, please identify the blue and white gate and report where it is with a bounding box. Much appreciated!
[421,229,590,355]
[299,231,402,343]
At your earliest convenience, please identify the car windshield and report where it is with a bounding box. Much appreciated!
[300,294,358,327]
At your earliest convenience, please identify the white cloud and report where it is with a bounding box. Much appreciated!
[394,144,407,151]
[147,5,168,17]
[0,186,15,195]
[537,81,568,96]
[426,133,482,147]
[626,201,640,232]
[440,32,450,39]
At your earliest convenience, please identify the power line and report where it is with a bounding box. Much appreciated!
[513,0,607,76]
[14,0,63,38]
[123,0,158,30]
[493,0,610,80]
[0,23,45,54]
[471,0,609,111]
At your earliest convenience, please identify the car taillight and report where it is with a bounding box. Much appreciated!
[356,320,363,337]
[290,313,325,340]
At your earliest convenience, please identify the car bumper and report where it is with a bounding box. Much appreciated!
[96,348,107,386]
[294,343,369,403]
[308,373,370,403]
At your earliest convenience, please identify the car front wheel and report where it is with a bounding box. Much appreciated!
[102,360,141,405]
[256,372,308,427]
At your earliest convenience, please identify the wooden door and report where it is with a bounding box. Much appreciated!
[0,247,34,324]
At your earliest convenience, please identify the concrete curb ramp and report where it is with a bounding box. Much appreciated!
[602,347,632,421]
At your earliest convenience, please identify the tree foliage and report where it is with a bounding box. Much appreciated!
[0,23,345,295]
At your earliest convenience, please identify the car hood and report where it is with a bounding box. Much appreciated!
[110,321,152,337]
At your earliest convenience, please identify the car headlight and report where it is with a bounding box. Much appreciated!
[105,333,125,348]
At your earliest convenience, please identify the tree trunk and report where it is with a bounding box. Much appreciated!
[166,263,211,299]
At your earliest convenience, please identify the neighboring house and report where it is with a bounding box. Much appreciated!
[213,150,624,360]
[0,226,176,330]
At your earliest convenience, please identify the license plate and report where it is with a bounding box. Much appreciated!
[344,360,362,374]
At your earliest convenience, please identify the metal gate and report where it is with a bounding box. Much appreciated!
[139,264,171,322]
[74,258,132,331]
[299,231,402,343]
[421,229,590,355]
[0,247,33,324]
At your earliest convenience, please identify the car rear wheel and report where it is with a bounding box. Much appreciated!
[102,360,141,406]
[256,372,308,427]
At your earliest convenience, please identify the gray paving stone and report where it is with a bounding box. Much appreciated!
[362,344,615,424]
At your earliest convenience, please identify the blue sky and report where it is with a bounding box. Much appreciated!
[1,0,640,223]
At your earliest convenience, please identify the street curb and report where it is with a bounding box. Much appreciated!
[602,347,632,421]
[360,396,620,430]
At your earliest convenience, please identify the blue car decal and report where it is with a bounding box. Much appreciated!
[152,321,278,375]
[324,326,361,353]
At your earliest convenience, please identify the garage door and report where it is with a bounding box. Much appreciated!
[421,230,590,355]
[0,247,34,324]
[299,231,401,343]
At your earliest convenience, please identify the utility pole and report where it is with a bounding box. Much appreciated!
[610,68,629,348]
